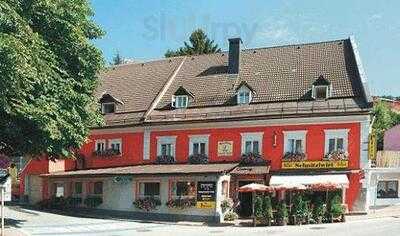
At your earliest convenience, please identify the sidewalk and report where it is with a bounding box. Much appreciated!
[3,227,27,236]
[347,205,400,221]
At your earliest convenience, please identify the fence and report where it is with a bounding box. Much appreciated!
[376,151,400,168]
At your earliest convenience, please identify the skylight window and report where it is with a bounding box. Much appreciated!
[314,86,329,100]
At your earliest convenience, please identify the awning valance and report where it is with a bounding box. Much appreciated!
[269,174,349,187]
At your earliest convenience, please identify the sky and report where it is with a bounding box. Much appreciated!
[91,0,400,96]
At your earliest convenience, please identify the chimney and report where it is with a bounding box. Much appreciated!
[228,37,242,75]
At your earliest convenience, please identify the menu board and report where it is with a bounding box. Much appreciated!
[196,181,216,209]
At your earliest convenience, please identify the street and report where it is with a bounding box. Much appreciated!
[5,205,400,236]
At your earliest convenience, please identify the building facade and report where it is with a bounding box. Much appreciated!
[20,37,372,222]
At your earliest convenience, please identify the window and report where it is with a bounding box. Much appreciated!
[172,181,196,199]
[189,135,209,156]
[109,139,122,153]
[95,140,106,152]
[377,181,398,199]
[174,95,188,108]
[237,86,252,104]
[139,182,160,199]
[53,183,64,197]
[241,133,263,155]
[93,182,103,195]
[283,131,307,154]
[101,103,115,114]
[157,136,176,158]
[74,182,83,195]
[161,144,172,156]
[324,129,349,154]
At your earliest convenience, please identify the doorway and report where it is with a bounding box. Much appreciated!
[238,181,254,218]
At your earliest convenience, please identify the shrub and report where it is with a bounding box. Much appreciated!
[166,198,196,209]
[65,197,82,208]
[329,195,344,218]
[291,194,310,224]
[133,197,161,211]
[312,197,326,223]
[224,211,238,221]
[92,149,121,157]
[262,196,273,220]
[84,196,103,208]
[276,202,288,225]
[254,195,264,218]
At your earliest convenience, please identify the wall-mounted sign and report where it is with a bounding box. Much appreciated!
[368,133,377,160]
[196,181,216,209]
[217,141,233,156]
[282,160,348,169]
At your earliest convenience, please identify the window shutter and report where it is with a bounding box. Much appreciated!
[311,85,315,99]
[171,96,176,108]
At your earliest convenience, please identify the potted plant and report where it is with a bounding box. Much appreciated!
[328,194,344,223]
[155,155,175,164]
[275,202,288,226]
[240,153,267,166]
[224,211,239,221]
[262,196,273,226]
[312,197,326,224]
[188,154,208,164]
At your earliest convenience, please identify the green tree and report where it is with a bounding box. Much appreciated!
[165,29,221,57]
[0,0,104,159]
[112,51,124,65]
[372,101,400,150]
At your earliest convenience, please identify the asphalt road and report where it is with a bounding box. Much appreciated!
[5,205,400,236]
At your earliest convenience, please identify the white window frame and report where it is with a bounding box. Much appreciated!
[101,102,116,114]
[312,85,331,100]
[138,181,161,200]
[241,132,263,155]
[108,138,122,154]
[283,130,307,154]
[324,129,349,154]
[157,136,177,158]
[173,95,188,108]
[95,139,106,152]
[237,86,252,104]
[189,135,210,156]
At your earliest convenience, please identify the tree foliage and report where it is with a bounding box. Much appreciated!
[372,101,400,150]
[112,51,124,65]
[165,29,221,57]
[0,0,104,159]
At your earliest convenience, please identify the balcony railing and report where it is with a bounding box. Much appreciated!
[375,151,400,168]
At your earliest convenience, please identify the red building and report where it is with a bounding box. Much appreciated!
[20,37,372,222]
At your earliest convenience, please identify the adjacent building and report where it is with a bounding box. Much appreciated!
[20,37,372,222]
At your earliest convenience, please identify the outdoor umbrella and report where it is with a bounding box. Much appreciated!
[308,182,340,206]
[238,183,275,226]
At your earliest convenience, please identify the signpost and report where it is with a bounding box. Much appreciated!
[0,172,11,236]
[196,181,216,209]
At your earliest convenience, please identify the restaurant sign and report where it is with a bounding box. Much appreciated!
[282,160,348,169]
[217,141,233,156]
[196,181,216,209]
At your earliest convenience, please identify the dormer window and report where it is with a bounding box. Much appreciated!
[174,95,188,108]
[98,93,123,114]
[172,86,194,109]
[236,81,254,105]
[238,90,250,104]
[312,75,331,100]
[101,102,115,114]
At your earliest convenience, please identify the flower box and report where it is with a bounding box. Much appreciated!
[155,155,175,164]
[133,197,161,211]
[240,153,267,166]
[166,198,196,209]
[283,152,307,162]
[323,150,349,161]
[188,154,208,164]
[92,149,121,157]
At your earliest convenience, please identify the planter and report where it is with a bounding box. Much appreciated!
[155,155,175,164]
[188,154,208,164]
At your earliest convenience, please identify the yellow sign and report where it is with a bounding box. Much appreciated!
[217,141,233,156]
[196,201,216,209]
[282,160,349,169]
[368,133,377,160]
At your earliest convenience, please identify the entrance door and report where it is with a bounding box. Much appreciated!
[238,181,255,218]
